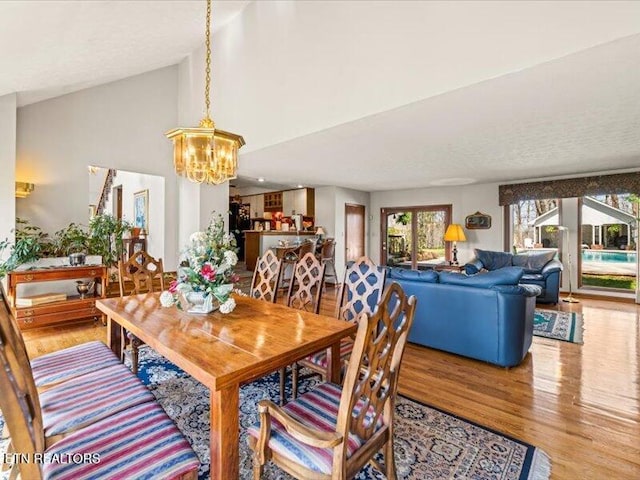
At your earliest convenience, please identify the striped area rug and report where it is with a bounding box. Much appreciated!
[533,309,584,344]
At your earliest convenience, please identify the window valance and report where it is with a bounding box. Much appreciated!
[498,171,640,206]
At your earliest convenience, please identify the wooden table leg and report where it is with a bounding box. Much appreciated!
[210,383,240,480]
[106,316,122,358]
[327,341,341,384]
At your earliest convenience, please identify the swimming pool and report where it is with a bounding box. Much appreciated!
[582,250,637,263]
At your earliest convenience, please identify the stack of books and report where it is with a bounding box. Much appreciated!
[16,293,67,307]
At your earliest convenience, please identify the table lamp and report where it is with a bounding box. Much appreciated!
[444,224,466,265]
[315,226,326,240]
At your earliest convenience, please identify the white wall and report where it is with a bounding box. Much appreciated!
[369,183,503,265]
[99,170,165,261]
[15,66,181,266]
[0,94,16,256]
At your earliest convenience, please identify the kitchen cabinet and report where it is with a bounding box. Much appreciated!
[243,195,264,218]
[264,192,282,212]
[283,188,315,216]
[282,190,296,215]
[241,188,314,217]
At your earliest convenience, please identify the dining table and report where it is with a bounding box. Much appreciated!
[96,292,357,480]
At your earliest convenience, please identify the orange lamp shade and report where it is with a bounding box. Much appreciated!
[444,224,466,242]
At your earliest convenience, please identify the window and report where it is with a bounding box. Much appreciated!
[381,205,451,269]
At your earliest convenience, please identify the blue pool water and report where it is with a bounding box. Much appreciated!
[582,251,637,263]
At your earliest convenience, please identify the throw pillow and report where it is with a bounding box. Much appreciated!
[512,251,556,273]
[474,249,513,270]
[440,266,524,288]
[387,268,439,283]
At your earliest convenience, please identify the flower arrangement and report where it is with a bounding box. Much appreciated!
[160,213,240,314]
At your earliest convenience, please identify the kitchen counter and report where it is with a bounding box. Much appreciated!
[244,231,316,270]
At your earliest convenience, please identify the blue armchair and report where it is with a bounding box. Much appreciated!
[464,249,563,304]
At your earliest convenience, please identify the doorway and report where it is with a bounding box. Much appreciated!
[381,205,452,269]
[345,203,365,263]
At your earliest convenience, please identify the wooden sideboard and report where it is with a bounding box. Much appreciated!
[6,265,107,330]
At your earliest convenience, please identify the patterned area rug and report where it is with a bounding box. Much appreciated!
[533,309,584,344]
[136,349,550,480]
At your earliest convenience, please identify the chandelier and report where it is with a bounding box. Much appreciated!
[166,0,245,184]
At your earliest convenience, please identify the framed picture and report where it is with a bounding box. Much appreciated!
[134,189,149,232]
[465,211,491,230]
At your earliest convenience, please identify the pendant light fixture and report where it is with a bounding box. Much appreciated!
[166,0,245,184]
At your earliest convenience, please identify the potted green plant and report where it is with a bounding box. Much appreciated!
[87,214,132,272]
[0,218,53,277]
[50,222,90,264]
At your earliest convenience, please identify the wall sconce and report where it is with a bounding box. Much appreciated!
[15,182,35,198]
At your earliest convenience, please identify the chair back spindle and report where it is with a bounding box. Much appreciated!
[335,256,386,323]
[286,252,326,314]
[338,282,416,445]
[250,249,283,303]
[0,296,45,480]
[118,250,165,297]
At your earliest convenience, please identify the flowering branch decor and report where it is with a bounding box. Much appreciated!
[160,213,239,314]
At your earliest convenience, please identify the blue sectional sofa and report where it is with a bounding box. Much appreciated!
[387,266,541,367]
[464,249,563,304]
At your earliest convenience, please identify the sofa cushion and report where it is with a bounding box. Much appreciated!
[440,266,524,288]
[512,251,556,273]
[474,249,513,270]
[387,268,439,283]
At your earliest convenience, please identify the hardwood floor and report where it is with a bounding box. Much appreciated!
[20,292,640,479]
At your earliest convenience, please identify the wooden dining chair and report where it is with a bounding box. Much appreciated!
[294,256,386,388]
[248,282,417,480]
[117,250,165,374]
[0,289,120,390]
[297,239,316,257]
[0,317,199,480]
[0,291,160,447]
[284,252,326,401]
[250,249,283,303]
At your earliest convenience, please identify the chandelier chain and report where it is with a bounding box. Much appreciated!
[204,0,212,120]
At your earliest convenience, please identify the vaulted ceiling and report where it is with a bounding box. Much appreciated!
[2,1,639,191]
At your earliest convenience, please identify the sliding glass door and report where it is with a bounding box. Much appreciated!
[381,205,451,270]
[579,194,638,292]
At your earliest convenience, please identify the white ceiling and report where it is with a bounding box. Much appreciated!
[0,0,249,106]
[2,1,640,192]
[241,33,640,191]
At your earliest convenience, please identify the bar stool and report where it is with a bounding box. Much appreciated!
[318,238,338,288]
